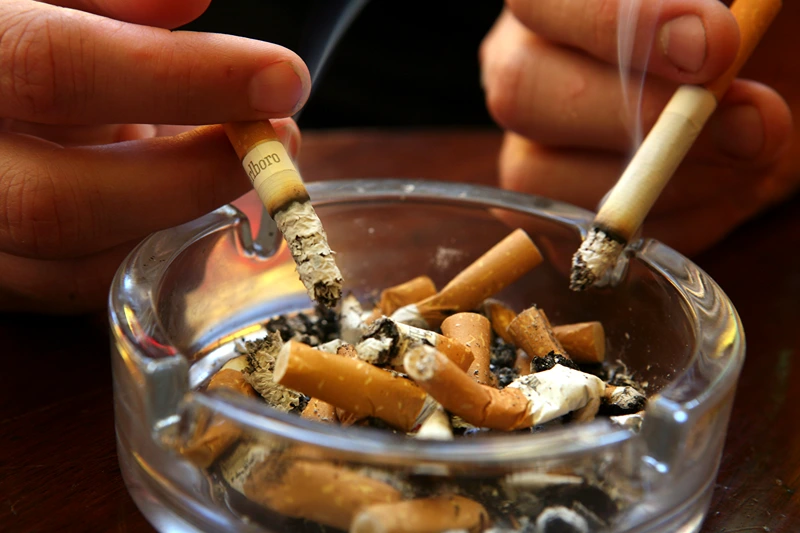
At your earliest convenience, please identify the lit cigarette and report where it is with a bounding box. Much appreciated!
[224,120,343,307]
[356,317,474,372]
[301,397,338,424]
[507,306,566,360]
[373,275,437,318]
[404,345,531,431]
[481,299,517,345]
[552,321,606,364]
[391,229,543,328]
[441,312,494,386]
[351,495,489,533]
[274,341,433,431]
[179,356,258,468]
[569,0,782,291]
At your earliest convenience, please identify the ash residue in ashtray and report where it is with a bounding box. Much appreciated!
[179,229,649,533]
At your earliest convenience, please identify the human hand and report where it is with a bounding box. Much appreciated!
[480,0,799,256]
[0,0,308,313]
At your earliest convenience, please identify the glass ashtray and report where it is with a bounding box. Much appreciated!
[110,179,744,533]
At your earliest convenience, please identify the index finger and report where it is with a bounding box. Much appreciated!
[0,0,311,125]
[506,0,741,84]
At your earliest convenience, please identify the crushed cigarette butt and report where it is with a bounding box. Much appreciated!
[242,331,303,412]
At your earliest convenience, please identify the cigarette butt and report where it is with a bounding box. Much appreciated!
[508,365,606,425]
[377,276,438,317]
[441,313,494,386]
[301,398,338,424]
[243,459,402,531]
[341,293,369,344]
[394,321,474,372]
[603,384,647,415]
[414,404,453,441]
[404,345,532,431]
[351,495,489,533]
[481,299,518,345]
[394,229,542,328]
[514,350,532,376]
[179,366,258,468]
[274,341,430,431]
[507,307,566,360]
[552,322,606,364]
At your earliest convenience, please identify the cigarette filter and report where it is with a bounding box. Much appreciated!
[351,495,489,533]
[552,322,606,364]
[481,299,518,345]
[179,361,258,468]
[507,307,566,360]
[441,312,494,386]
[224,120,343,307]
[404,345,532,431]
[274,341,432,431]
[414,404,454,441]
[375,275,438,317]
[243,458,402,530]
[391,229,542,328]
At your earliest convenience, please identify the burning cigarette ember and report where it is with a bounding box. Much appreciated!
[391,229,543,328]
[185,226,654,532]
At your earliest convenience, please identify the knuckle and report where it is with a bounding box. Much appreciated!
[0,11,89,119]
[591,0,618,57]
[483,51,527,132]
[0,160,85,258]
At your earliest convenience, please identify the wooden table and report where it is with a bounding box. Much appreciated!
[1,130,798,532]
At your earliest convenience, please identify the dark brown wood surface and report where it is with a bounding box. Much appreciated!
[1,130,798,532]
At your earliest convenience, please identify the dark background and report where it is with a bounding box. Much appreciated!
[181,0,504,128]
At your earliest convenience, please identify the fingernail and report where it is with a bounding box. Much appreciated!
[249,62,307,114]
[659,15,707,73]
[711,105,764,159]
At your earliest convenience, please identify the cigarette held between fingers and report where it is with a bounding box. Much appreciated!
[243,459,402,531]
[351,495,490,533]
[404,345,532,431]
[441,313,494,386]
[392,229,543,328]
[274,341,431,431]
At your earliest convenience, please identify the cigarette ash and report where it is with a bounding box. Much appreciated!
[241,331,306,413]
[490,337,519,388]
[201,289,650,532]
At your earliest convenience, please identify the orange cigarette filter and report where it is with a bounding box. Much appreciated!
[243,459,402,531]
[179,368,259,468]
[274,341,430,431]
[552,321,606,364]
[408,229,543,327]
[441,312,494,386]
[404,345,531,431]
[301,397,338,424]
[377,275,437,317]
[507,306,566,359]
[351,495,490,533]
[482,299,518,345]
